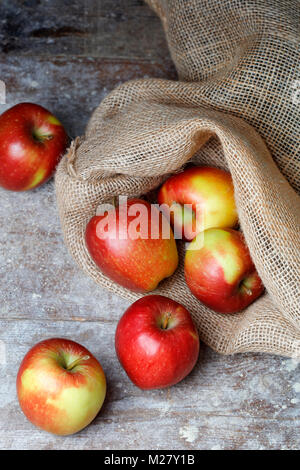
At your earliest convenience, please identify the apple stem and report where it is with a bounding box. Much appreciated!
[239,280,252,296]
[162,312,172,330]
[66,355,90,371]
[32,128,53,143]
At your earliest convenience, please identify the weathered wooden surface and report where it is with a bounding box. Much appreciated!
[0,0,167,61]
[0,0,299,451]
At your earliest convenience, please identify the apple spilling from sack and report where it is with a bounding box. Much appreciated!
[0,102,264,435]
[86,165,264,314]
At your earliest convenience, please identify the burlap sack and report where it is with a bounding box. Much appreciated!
[55,0,300,357]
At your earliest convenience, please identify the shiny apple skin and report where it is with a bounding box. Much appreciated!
[0,103,68,191]
[17,338,106,436]
[115,295,200,390]
[185,228,264,314]
[158,166,238,241]
[85,199,179,293]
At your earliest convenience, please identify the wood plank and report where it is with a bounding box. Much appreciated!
[1,319,299,449]
[0,0,168,61]
[0,55,176,138]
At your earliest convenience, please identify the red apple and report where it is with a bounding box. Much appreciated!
[17,338,106,436]
[115,295,200,389]
[185,228,264,313]
[0,102,68,191]
[158,166,238,241]
[85,198,178,293]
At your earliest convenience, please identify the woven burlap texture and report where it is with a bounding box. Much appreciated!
[55,0,300,357]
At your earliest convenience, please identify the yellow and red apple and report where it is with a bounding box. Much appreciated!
[0,102,68,191]
[115,295,200,389]
[185,228,264,313]
[158,166,238,241]
[17,338,106,435]
[85,198,178,293]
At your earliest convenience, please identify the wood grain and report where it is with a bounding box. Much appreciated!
[0,0,299,451]
[0,0,168,61]
[0,55,176,138]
